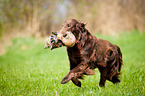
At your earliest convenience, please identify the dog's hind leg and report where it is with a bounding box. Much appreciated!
[111,75,120,84]
[99,67,108,87]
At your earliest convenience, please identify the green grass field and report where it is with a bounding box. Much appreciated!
[0,31,145,96]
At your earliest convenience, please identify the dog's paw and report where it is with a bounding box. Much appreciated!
[71,78,81,87]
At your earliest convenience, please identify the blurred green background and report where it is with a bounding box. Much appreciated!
[0,0,145,54]
[0,0,145,95]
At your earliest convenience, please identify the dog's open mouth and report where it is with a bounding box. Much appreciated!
[44,31,76,50]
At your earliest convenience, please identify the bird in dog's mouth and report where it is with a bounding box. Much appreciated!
[44,31,76,50]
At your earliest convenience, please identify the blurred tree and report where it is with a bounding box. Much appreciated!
[0,0,56,37]
[0,0,145,38]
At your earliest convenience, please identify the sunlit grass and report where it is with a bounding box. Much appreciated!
[0,31,145,96]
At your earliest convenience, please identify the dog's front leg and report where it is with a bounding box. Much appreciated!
[71,77,82,87]
[61,63,88,86]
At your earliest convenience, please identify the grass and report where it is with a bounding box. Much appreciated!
[0,31,145,96]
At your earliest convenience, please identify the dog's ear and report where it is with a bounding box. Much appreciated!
[81,22,87,27]
[77,20,87,27]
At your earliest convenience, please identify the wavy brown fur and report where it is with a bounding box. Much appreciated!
[51,19,123,87]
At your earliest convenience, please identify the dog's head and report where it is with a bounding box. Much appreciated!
[44,19,86,50]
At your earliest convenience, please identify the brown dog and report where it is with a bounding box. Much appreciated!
[45,19,123,87]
